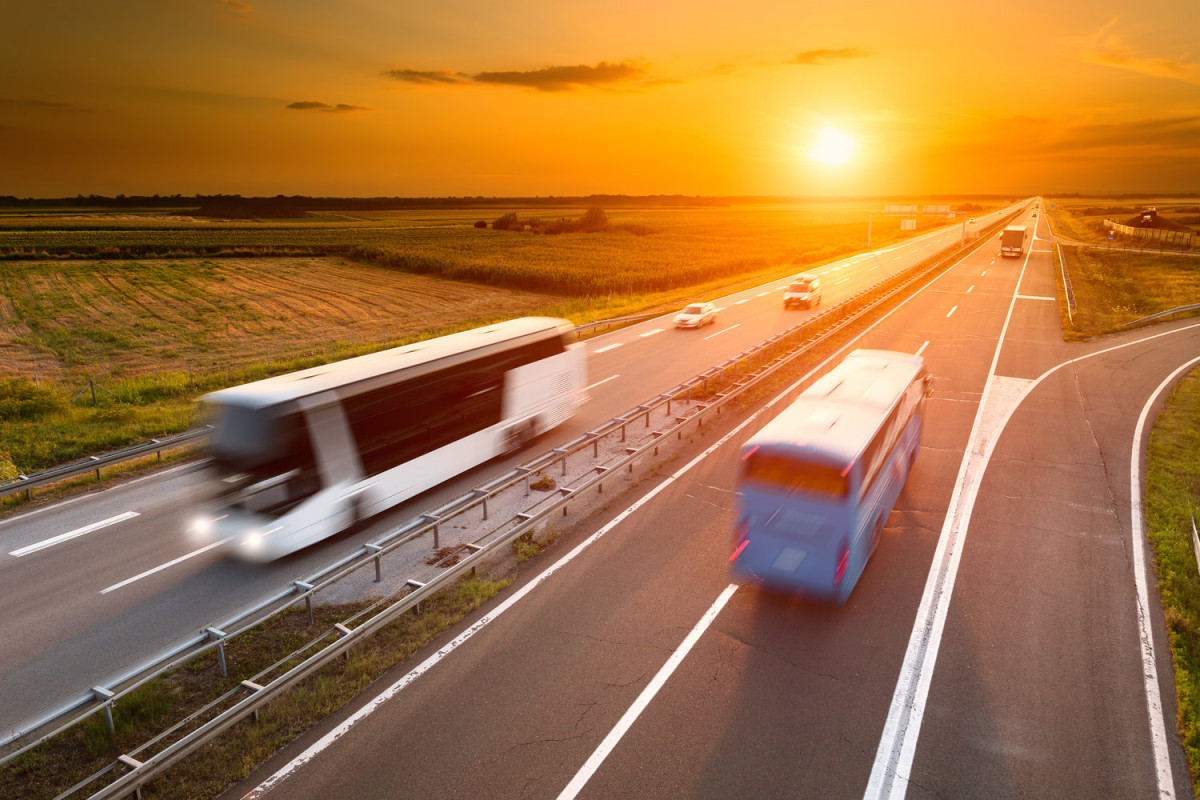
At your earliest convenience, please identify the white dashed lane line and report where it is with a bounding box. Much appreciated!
[10,512,141,557]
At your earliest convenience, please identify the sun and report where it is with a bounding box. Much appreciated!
[809,125,857,165]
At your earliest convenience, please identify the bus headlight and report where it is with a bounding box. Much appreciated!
[189,515,213,544]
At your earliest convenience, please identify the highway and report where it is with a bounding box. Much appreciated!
[0,209,1013,736]
[213,206,1200,799]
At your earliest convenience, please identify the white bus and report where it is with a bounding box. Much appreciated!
[191,317,587,561]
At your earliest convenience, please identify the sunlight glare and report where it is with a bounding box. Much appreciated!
[809,125,857,165]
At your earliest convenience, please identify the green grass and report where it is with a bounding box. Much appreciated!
[1144,368,1200,796]
[1055,246,1200,340]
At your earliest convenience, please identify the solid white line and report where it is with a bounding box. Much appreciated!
[1130,358,1200,800]
[10,511,140,557]
[703,323,740,340]
[593,343,623,354]
[584,375,619,392]
[558,584,738,800]
[100,537,233,594]
[945,305,958,318]
[915,340,930,357]
[639,328,664,338]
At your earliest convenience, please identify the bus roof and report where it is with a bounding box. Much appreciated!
[745,349,925,464]
[204,317,573,409]
[1004,224,1027,232]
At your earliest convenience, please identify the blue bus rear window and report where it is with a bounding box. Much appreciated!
[743,452,849,500]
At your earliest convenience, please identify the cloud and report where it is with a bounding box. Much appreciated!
[383,68,471,86]
[0,97,92,112]
[385,60,648,92]
[217,0,255,19]
[790,48,869,66]
[1083,19,1199,84]
[473,61,645,91]
[286,101,371,113]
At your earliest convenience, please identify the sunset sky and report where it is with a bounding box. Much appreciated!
[3,0,1199,198]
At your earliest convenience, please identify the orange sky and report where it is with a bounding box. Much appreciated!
[3,0,1199,197]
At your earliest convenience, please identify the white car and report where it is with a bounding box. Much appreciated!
[674,302,716,329]
[783,275,822,309]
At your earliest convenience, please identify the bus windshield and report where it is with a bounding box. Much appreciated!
[742,451,849,500]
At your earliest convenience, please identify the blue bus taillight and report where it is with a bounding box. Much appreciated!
[834,543,849,585]
[730,518,750,561]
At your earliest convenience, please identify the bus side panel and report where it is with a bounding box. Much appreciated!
[843,412,923,590]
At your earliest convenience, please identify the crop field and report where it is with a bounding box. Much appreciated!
[0,199,998,476]
[0,202,980,296]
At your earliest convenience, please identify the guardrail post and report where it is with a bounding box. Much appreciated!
[90,455,101,481]
[206,627,228,678]
[295,581,315,625]
[421,514,440,549]
[92,686,116,735]
[471,489,489,521]
[365,543,383,581]
[552,448,567,477]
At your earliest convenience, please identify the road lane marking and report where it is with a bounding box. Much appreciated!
[967,285,974,293]
[558,584,739,800]
[585,375,619,392]
[945,305,958,318]
[915,340,930,357]
[593,343,623,354]
[835,278,850,285]
[869,266,879,271]
[0,463,197,529]
[733,299,749,305]
[1017,294,1055,301]
[100,537,233,594]
[639,328,664,338]
[756,291,770,297]
[10,511,140,557]
[703,323,740,340]
[981,270,987,277]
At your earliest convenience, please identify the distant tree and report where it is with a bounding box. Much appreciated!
[473,220,488,228]
[579,207,609,232]
[492,212,521,231]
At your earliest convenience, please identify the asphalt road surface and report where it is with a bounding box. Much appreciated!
[222,205,1200,799]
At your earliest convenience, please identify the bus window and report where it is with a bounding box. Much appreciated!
[742,451,850,500]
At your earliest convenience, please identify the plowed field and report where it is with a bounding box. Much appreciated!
[0,257,555,381]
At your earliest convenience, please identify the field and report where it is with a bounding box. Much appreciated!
[0,199,994,479]
[1045,197,1200,247]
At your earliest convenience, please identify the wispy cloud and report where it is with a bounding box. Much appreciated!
[790,48,869,66]
[0,97,93,112]
[383,68,470,86]
[217,0,255,20]
[474,61,645,91]
[385,60,648,92]
[1083,19,1199,84]
[286,101,371,113]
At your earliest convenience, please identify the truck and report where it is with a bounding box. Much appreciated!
[1000,225,1026,257]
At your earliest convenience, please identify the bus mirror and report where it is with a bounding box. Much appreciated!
[923,375,934,396]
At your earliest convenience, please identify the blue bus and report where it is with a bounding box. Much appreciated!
[730,350,932,603]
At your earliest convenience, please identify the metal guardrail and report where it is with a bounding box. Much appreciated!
[2,214,1017,797]
[0,429,210,502]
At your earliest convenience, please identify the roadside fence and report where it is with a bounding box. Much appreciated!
[1103,219,1200,251]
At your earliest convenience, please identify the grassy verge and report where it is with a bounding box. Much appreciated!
[0,574,512,800]
[1054,246,1200,340]
[1144,368,1200,796]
